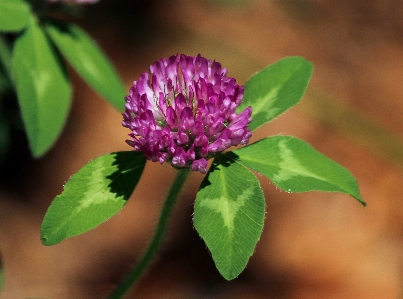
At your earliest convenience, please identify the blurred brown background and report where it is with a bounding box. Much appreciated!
[1,0,403,298]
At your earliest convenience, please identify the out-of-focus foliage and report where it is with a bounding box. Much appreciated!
[0,267,3,291]
[0,0,30,32]
[0,0,125,158]
[12,16,72,157]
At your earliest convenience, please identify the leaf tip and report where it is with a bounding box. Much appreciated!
[40,234,56,246]
[358,197,367,207]
[221,271,240,281]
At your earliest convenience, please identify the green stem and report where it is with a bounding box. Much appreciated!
[107,168,191,299]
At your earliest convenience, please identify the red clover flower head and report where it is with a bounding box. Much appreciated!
[122,54,252,174]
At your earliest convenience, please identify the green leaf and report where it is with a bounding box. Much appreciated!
[44,20,126,111]
[0,0,30,32]
[12,17,71,157]
[41,151,146,246]
[0,35,13,83]
[194,155,266,280]
[230,136,365,205]
[239,56,314,131]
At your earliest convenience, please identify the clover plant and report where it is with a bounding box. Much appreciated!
[0,2,365,299]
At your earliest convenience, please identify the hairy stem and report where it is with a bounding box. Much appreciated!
[107,168,191,299]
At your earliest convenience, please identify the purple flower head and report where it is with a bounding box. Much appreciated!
[123,54,252,174]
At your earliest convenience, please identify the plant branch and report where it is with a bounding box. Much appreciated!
[107,168,191,299]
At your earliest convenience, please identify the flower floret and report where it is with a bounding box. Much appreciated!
[122,54,252,174]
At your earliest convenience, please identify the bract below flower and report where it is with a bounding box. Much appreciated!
[122,54,252,174]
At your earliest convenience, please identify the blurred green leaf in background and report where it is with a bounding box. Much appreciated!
[0,0,30,32]
[0,0,126,158]
[44,20,126,112]
[12,16,72,157]
[0,266,3,291]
